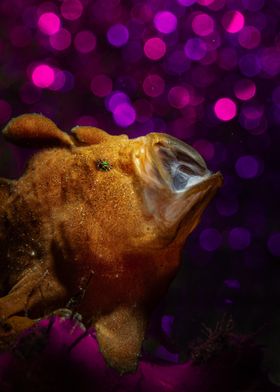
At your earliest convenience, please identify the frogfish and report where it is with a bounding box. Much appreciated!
[0,114,222,373]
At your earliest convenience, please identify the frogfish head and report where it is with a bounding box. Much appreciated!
[132,132,223,246]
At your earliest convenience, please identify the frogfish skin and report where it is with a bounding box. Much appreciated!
[0,114,222,373]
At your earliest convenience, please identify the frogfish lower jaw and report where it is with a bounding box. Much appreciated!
[173,171,223,243]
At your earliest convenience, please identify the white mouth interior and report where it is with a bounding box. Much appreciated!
[133,136,213,225]
[155,143,211,194]
[170,161,211,193]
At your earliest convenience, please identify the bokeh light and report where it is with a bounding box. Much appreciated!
[74,31,96,53]
[49,69,66,91]
[267,233,280,257]
[59,70,74,92]
[234,79,256,101]
[240,104,265,133]
[235,155,260,179]
[193,139,215,160]
[214,98,237,121]
[61,0,83,21]
[143,74,165,97]
[91,74,113,98]
[154,11,177,34]
[261,47,280,77]
[184,38,207,61]
[239,53,261,77]
[238,26,261,49]
[200,228,222,251]
[107,24,129,47]
[50,28,71,51]
[168,86,190,109]
[192,13,215,36]
[113,103,136,127]
[131,4,153,22]
[228,227,251,250]
[106,91,130,112]
[38,12,61,35]
[31,64,55,88]
[144,38,166,61]
[222,11,245,33]
[224,279,240,289]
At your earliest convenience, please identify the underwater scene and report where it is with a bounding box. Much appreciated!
[0,0,279,391]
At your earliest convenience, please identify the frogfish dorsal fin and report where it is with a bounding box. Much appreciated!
[71,126,110,145]
[2,114,74,148]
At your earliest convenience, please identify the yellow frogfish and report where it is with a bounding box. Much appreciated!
[0,114,222,373]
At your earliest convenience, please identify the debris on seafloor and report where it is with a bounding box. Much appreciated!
[0,314,277,392]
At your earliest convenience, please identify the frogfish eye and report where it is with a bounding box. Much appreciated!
[96,159,112,172]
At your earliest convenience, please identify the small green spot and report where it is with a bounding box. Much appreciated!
[96,159,112,172]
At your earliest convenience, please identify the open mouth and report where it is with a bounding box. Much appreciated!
[132,133,222,226]
[133,133,212,194]
[152,134,211,193]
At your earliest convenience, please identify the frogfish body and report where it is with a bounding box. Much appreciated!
[0,114,222,373]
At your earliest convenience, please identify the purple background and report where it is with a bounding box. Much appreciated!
[0,0,279,388]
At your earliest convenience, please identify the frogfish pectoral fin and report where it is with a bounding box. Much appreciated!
[94,306,147,374]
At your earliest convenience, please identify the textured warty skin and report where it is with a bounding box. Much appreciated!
[0,114,222,373]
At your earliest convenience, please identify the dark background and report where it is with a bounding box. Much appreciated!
[0,0,279,386]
